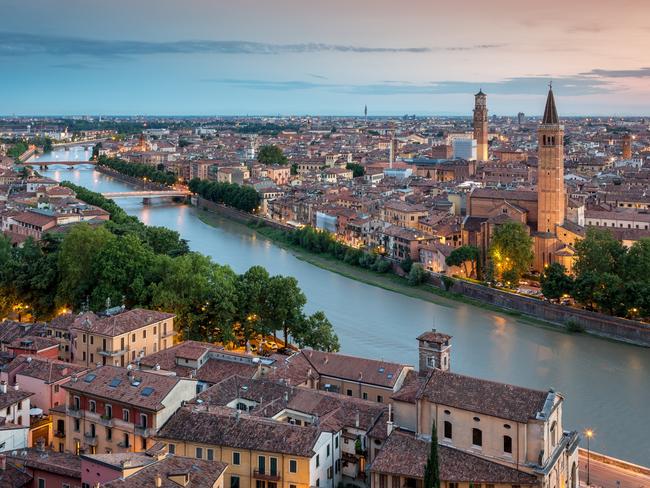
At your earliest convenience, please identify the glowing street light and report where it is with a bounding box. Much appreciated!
[584,429,594,486]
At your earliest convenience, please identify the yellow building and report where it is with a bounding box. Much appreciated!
[381,200,428,230]
[71,309,176,368]
[157,407,340,488]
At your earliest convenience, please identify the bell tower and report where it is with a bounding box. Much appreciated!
[417,330,452,375]
[473,90,489,161]
[537,85,565,234]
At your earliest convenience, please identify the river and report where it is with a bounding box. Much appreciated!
[36,147,650,465]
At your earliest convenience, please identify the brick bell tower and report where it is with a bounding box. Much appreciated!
[473,89,489,161]
[537,84,565,234]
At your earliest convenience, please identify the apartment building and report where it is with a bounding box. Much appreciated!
[157,407,340,488]
[71,309,176,368]
[56,365,197,455]
[380,201,428,229]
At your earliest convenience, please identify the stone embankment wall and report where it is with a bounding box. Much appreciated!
[430,275,650,347]
[579,448,650,476]
[196,197,289,231]
[95,166,169,191]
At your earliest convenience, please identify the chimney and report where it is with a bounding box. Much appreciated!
[155,475,162,488]
[355,411,360,428]
[0,382,6,394]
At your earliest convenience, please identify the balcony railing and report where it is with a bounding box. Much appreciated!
[117,440,131,448]
[66,407,82,418]
[134,424,155,438]
[253,470,281,482]
[84,433,98,446]
[98,348,128,357]
[99,415,113,427]
[53,431,66,438]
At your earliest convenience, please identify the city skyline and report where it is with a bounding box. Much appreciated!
[2,0,650,115]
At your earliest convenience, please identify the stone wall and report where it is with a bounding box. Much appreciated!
[441,278,650,347]
[196,197,290,231]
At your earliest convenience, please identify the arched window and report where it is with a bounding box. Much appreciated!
[504,435,512,454]
[472,428,482,447]
[444,421,452,440]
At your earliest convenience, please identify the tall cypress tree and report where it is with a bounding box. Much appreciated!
[423,421,440,488]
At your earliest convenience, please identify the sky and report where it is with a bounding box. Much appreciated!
[2,0,650,116]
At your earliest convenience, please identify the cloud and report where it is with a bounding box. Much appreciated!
[582,67,650,78]
[0,31,506,59]
[203,75,611,96]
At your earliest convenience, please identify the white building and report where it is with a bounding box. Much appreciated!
[452,137,477,161]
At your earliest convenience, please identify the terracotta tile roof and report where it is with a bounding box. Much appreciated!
[263,351,314,386]
[0,321,47,345]
[7,356,87,384]
[417,330,452,345]
[139,341,215,371]
[417,369,548,423]
[0,462,32,487]
[301,350,409,389]
[10,211,56,228]
[8,336,59,352]
[103,456,227,488]
[7,448,81,479]
[157,407,322,457]
[371,430,538,484]
[0,388,33,410]
[72,309,175,337]
[47,313,77,331]
[470,188,537,201]
[195,359,258,384]
[62,365,184,411]
[391,370,424,404]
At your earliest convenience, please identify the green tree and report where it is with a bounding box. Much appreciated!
[257,145,288,165]
[236,266,272,340]
[294,311,340,352]
[401,256,413,273]
[423,422,440,488]
[540,262,574,300]
[489,221,533,283]
[573,228,626,277]
[266,276,306,347]
[408,263,427,286]
[346,163,365,178]
[445,245,480,277]
[57,224,116,309]
[624,238,650,282]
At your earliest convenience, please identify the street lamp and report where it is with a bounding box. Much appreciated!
[585,429,594,486]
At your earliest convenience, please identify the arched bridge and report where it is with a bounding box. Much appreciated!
[101,190,191,199]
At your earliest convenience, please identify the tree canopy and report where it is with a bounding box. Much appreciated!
[489,221,533,284]
[257,145,288,165]
[445,245,480,277]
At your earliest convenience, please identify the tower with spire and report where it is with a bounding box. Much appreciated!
[473,89,489,161]
[536,84,565,235]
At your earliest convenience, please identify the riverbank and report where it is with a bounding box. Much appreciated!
[194,200,650,347]
[195,209,563,330]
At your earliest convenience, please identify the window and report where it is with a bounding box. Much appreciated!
[90,336,94,345]
[362,392,368,400]
[106,427,112,441]
[153,326,157,334]
[82,334,86,343]
[289,459,297,473]
[270,457,278,476]
[89,400,96,413]
[444,421,452,440]
[123,410,130,422]
[469,484,482,488]
[379,474,387,488]
[54,384,60,393]
[326,444,330,457]
[377,395,383,403]
[316,479,320,487]
[105,405,112,419]
[196,447,203,459]
[334,435,339,449]
[256,481,265,488]
[258,455,265,473]
[38,478,45,488]
[316,454,320,467]
[504,435,513,454]
[143,330,147,339]
[207,448,214,461]
[472,428,483,447]
[231,477,240,488]
[346,389,352,396]
[233,452,241,465]
[74,418,80,432]
[168,444,175,454]
[327,467,333,479]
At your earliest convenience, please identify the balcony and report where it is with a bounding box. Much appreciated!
[98,348,128,357]
[99,415,113,427]
[134,424,155,438]
[53,431,66,439]
[161,329,175,338]
[84,433,98,446]
[253,470,281,482]
[117,440,131,449]
[66,407,82,419]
